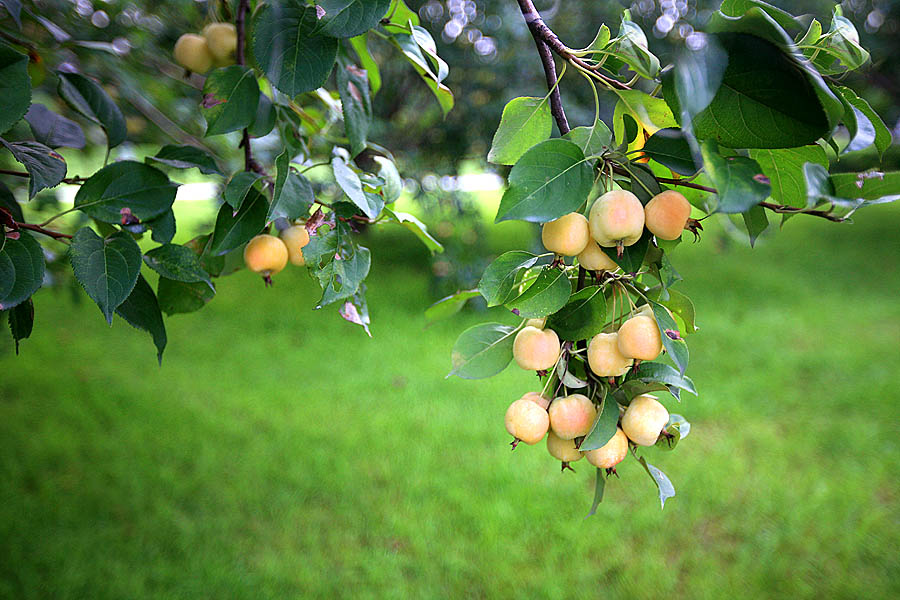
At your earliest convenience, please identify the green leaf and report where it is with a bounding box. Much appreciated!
[650,300,689,376]
[318,0,391,38]
[627,162,662,204]
[564,117,612,158]
[208,187,268,256]
[7,296,33,354]
[742,204,769,247]
[146,144,222,175]
[270,151,314,223]
[642,128,699,176]
[495,139,593,223]
[613,91,678,144]
[336,57,372,157]
[115,274,167,364]
[223,171,263,211]
[0,139,66,199]
[656,413,690,451]
[807,9,869,75]
[719,0,802,32]
[251,3,338,97]
[157,277,215,316]
[613,15,660,79]
[0,180,22,221]
[0,42,30,135]
[586,468,606,517]
[0,229,43,310]
[248,93,276,138]
[147,210,176,244]
[389,32,454,116]
[701,142,770,214]
[143,244,213,288]
[0,1,22,29]
[545,285,607,342]
[506,266,572,319]
[332,147,382,219]
[201,66,260,136]
[581,395,620,452]
[830,171,900,206]
[349,35,381,94]
[339,286,371,336]
[383,208,443,254]
[654,288,697,335]
[57,71,126,148]
[636,455,676,509]
[69,228,142,324]
[477,251,540,307]
[373,156,402,203]
[487,96,552,166]
[74,161,178,224]
[315,242,371,308]
[25,104,85,149]
[625,361,697,401]
[601,228,651,273]
[384,0,419,28]
[425,289,479,325]
[448,322,516,380]
[748,146,829,208]
[833,86,892,158]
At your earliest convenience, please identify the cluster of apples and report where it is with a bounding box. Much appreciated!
[243,225,311,286]
[173,23,238,73]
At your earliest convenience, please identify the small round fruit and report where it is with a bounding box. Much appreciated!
[202,23,237,63]
[520,391,551,410]
[173,33,214,73]
[589,190,645,248]
[548,394,597,440]
[577,239,619,272]
[587,332,633,377]
[585,428,629,469]
[505,397,550,445]
[621,394,669,446]
[243,234,288,278]
[617,315,663,361]
[645,190,691,240]
[547,430,584,463]
[513,326,561,371]
[279,225,311,266]
[541,212,590,256]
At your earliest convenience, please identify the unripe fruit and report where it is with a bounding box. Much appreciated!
[279,225,310,266]
[548,394,597,440]
[585,428,629,469]
[202,23,238,63]
[644,190,691,240]
[520,391,551,410]
[621,394,669,446]
[589,189,645,249]
[505,397,550,445]
[617,315,663,361]
[587,332,633,377]
[173,33,214,73]
[513,326,561,371]
[243,234,288,280]
[541,212,590,256]
[577,239,619,272]
[547,430,584,463]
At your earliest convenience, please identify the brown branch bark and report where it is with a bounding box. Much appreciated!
[235,0,260,174]
[516,0,569,134]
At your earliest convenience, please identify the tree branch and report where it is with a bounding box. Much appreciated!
[0,168,86,185]
[15,222,73,240]
[516,0,568,134]
[235,0,261,174]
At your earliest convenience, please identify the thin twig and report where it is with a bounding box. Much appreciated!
[0,168,86,185]
[15,222,73,240]
[235,0,260,174]
[516,0,568,134]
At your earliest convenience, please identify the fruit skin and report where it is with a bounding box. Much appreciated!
[203,23,237,63]
[505,397,550,445]
[577,239,619,272]
[520,391,551,410]
[547,430,584,462]
[541,212,590,256]
[621,394,669,446]
[513,326,561,371]
[617,315,663,361]
[645,190,691,240]
[279,225,311,266]
[587,332,633,376]
[589,189,645,248]
[525,317,546,330]
[243,234,289,275]
[585,428,629,468]
[548,394,597,440]
[174,33,214,73]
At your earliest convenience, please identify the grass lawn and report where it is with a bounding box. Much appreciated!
[1,202,898,599]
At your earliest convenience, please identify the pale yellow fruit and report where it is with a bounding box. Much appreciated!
[547,430,584,462]
[589,189,645,248]
[520,391,551,410]
[243,234,288,276]
[505,398,550,445]
[621,394,669,446]
[617,315,663,361]
[525,317,546,330]
[645,190,691,241]
[202,23,237,63]
[541,212,590,256]
[587,332,633,377]
[513,326,561,371]
[548,394,597,440]
[585,428,629,468]
[173,33,214,73]
[279,225,311,266]
[577,239,619,271]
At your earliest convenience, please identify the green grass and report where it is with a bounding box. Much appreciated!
[1,204,898,599]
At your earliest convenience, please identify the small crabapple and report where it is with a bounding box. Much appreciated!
[589,189,645,253]
[541,212,590,256]
[279,225,311,266]
[587,332,633,377]
[548,394,597,440]
[547,430,584,463]
[585,427,629,469]
[644,190,691,241]
[577,239,619,272]
[621,394,669,446]
[512,326,561,371]
[617,315,663,361]
[173,33,214,73]
[243,234,288,285]
[505,396,550,445]
[202,23,237,64]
